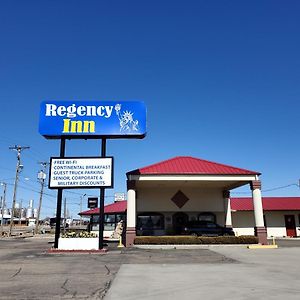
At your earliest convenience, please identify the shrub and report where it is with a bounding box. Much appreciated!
[134,235,258,245]
[61,231,97,238]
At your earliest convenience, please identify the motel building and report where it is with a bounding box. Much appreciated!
[80,156,300,246]
[125,156,267,246]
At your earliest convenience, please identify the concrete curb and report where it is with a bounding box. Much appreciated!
[248,245,278,249]
[134,244,251,250]
[47,248,108,254]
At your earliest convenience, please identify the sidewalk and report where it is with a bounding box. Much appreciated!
[105,246,300,300]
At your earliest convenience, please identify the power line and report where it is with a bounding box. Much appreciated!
[0,135,46,160]
[0,166,15,172]
[22,151,49,165]
[232,182,300,194]
[0,177,15,182]
[18,179,39,189]
[262,183,299,192]
[16,178,57,199]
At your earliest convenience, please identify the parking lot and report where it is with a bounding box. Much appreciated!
[0,236,233,299]
[0,236,300,299]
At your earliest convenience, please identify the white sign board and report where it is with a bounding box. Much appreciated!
[114,192,125,202]
[49,157,113,189]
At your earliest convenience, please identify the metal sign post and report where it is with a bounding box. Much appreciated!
[54,138,65,249]
[98,138,106,249]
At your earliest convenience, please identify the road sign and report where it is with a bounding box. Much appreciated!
[114,192,125,202]
[88,197,98,209]
[49,157,113,189]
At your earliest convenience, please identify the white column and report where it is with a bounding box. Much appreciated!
[223,191,232,227]
[251,181,264,227]
[126,188,136,228]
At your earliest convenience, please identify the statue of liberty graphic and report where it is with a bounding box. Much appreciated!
[115,104,139,132]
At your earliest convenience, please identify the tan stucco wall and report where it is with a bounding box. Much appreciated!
[232,211,255,236]
[135,187,226,235]
[136,186,225,213]
[232,211,300,237]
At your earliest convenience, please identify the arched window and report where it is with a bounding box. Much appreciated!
[137,212,165,230]
[198,212,216,223]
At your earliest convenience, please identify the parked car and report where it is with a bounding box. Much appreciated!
[181,221,235,236]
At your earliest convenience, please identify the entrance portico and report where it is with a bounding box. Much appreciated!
[125,156,268,246]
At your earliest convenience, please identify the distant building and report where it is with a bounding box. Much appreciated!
[79,200,126,238]
[0,213,11,225]
[231,197,300,237]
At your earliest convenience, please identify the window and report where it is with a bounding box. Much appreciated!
[90,213,126,231]
[116,214,124,222]
[137,213,164,230]
[206,223,217,228]
[198,212,216,223]
[91,215,99,224]
[104,223,115,231]
[104,214,116,228]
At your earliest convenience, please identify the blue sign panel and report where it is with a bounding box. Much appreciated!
[39,101,146,139]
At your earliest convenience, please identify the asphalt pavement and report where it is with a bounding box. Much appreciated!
[1,236,300,299]
[105,242,300,300]
[0,236,232,299]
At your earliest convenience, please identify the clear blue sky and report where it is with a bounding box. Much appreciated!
[0,1,299,218]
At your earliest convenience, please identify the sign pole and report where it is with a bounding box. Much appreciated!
[54,138,66,249]
[98,138,106,249]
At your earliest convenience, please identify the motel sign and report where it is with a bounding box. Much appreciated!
[39,101,146,139]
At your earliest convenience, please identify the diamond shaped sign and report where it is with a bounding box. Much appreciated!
[171,190,189,208]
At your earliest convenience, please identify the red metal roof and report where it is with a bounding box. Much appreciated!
[231,197,300,211]
[79,201,127,216]
[127,156,260,176]
[80,198,300,214]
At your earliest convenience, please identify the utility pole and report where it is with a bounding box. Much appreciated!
[9,145,30,237]
[19,199,22,225]
[63,197,67,234]
[34,162,48,235]
[0,182,7,236]
[80,194,86,226]
[0,196,2,233]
